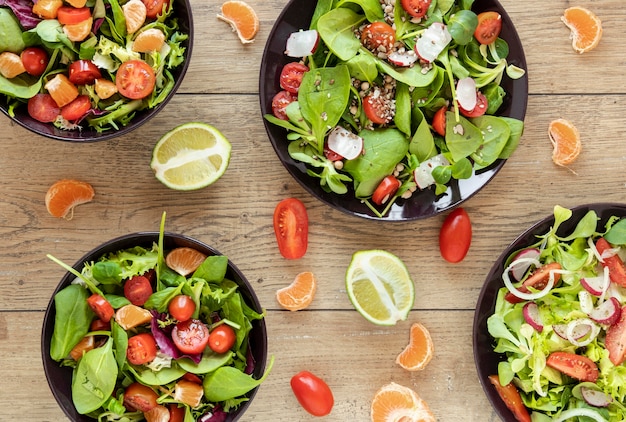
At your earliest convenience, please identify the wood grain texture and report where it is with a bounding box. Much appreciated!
[0,0,624,420]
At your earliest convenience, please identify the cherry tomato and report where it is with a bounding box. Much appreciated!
[280,62,309,94]
[68,60,102,85]
[596,237,626,287]
[290,371,334,417]
[86,294,114,322]
[21,47,49,77]
[273,197,308,259]
[400,0,432,18]
[459,91,488,118]
[363,92,392,124]
[90,318,111,332]
[124,382,159,412]
[27,93,59,123]
[487,375,531,422]
[546,352,599,382]
[168,404,185,422]
[504,262,561,304]
[360,21,395,52]
[127,333,158,365]
[116,59,156,100]
[208,324,236,354]
[324,141,343,161]
[474,11,502,45]
[182,372,203,384]
[271,90,295,120]
[57,6,91,25]
[168,294,196,321]
[172,319,210,354]
[124,274,153,306]
[432,106,447,136]
[439,207,472,263]
[142,0,169,18]
[61,95,91,121]
[371,175,401,206]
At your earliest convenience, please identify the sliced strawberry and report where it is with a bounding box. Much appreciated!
[505,262,561,303]
[596,237,626,287]
[605,305,626,365]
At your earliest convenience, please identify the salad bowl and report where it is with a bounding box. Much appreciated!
[473,203,626,420]
[41,232,268,421]
[0,0,193,142]
[259,0,528,221]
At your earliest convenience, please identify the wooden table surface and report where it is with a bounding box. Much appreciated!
[1,0,625,420]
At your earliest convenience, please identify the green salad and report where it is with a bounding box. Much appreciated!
[488,205,626,421]
[47,215,271,421]
[264,0,525,217]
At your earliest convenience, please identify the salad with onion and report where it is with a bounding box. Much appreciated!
[488,205,626,421]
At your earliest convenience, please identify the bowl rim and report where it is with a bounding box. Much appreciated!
[40,231,268,421]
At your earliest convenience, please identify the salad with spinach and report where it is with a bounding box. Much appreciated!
[46,216,271,421]
[488,205,626,421]
[0,0,188,132]
[264,0,525,217]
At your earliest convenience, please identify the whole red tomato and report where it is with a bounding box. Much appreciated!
[290,371,334,416]
[439,207,472,263]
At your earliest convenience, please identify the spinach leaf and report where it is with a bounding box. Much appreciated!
[143,284,183,312]
[447,10,478,45]
[0,73,42,99]
[394,82,412,137]
[410,66,445,107]
[203,356,274,402]
[91,261,122,284]
[0,8,26,53]
[346,52,378,83]
[606,219,626,245]
[374,52,437,86]
[50,284,92,361]
[193,255,228,282]
[310,0,333,30]
[178,349,234,374]
[128,364,186,385]
[316,8,365,61]
[110,320,127,370]
[336,0,384,22]
[288,141,352,194]
[444,112,483,161]
[498,117,524,159]
[470,115,510,169]
[559,210,598,242]
[409,108,437,161]
[72,337,118,414]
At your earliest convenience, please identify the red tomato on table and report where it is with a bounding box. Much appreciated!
[439,207,472,263]
[273,198,308,259]
[290,371,334,416]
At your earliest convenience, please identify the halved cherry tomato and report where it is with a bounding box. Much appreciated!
[487,375,531,422]
[280,62,309,94]
[439,207,472,263]
[21,47,49,77]
[596,237,626,287]
[86,294,114,322]
[546,352,599,382]
[363,92,392,124]
[372,175,401,206]
[124,274,153,306]
[182,372,203,384]
[68,60,102,85]
[168,404,185,422]
[168,294,196,322]
[474,11,502,45]
[459,91,488,118]
[432,106,447,136]
[271,90,295,120]
[324,140,344,161]
[116,59,156,99]
[27,93,60,123]
[290,371,334,417]
[61,95,91,121]
[360,21,395,52]
[400,0,432,19]
[127,333,158,365]
[69,335,95,360]
[208,324,236,354]
[273,197,308,259]
[90,318,111,332]
[57,6,91,25]
[504,262,562,304]
[142,0,169,18]
[606,305,626,365]
[124,382,159,412]
[172,319,210,354]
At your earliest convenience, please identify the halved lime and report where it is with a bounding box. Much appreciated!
[345,250,415,326]
[150,123,232,190]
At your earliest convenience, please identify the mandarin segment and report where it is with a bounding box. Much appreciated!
[561,6,602,54]
[217,0,259,44]
[276,271,317,311]
[45,179,95,219]
[396,322,434,371]
[132,28,166,52]
[371,382,435,422]
[549,118,581,167]
[165,247,208,276]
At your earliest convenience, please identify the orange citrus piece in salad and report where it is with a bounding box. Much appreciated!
[371,382,435,422]
[132,28,166,52]
[561,6,602,54]
[549,118,581,167]
[45,179,95,219]
[123,0,147,34]
[396,322,435,371]
[63,17,93,42]
[165,247,208,276]
[216,0,259,44]
[276,271,317,311]
[0,52,26,79]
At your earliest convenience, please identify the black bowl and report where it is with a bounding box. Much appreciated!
[0,0,193,142]
[41,232,268,421]
[259,0,528,221]
[473,203,626,420]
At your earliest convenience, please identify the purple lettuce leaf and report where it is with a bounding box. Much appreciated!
[199,405,228,422]
[0,0,41,30]
[150,311,202,364]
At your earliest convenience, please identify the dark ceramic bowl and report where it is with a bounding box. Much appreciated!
[41,232,267,421]
[259,0,528,221]
[0,0,193,142]
[473,203,626,420]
